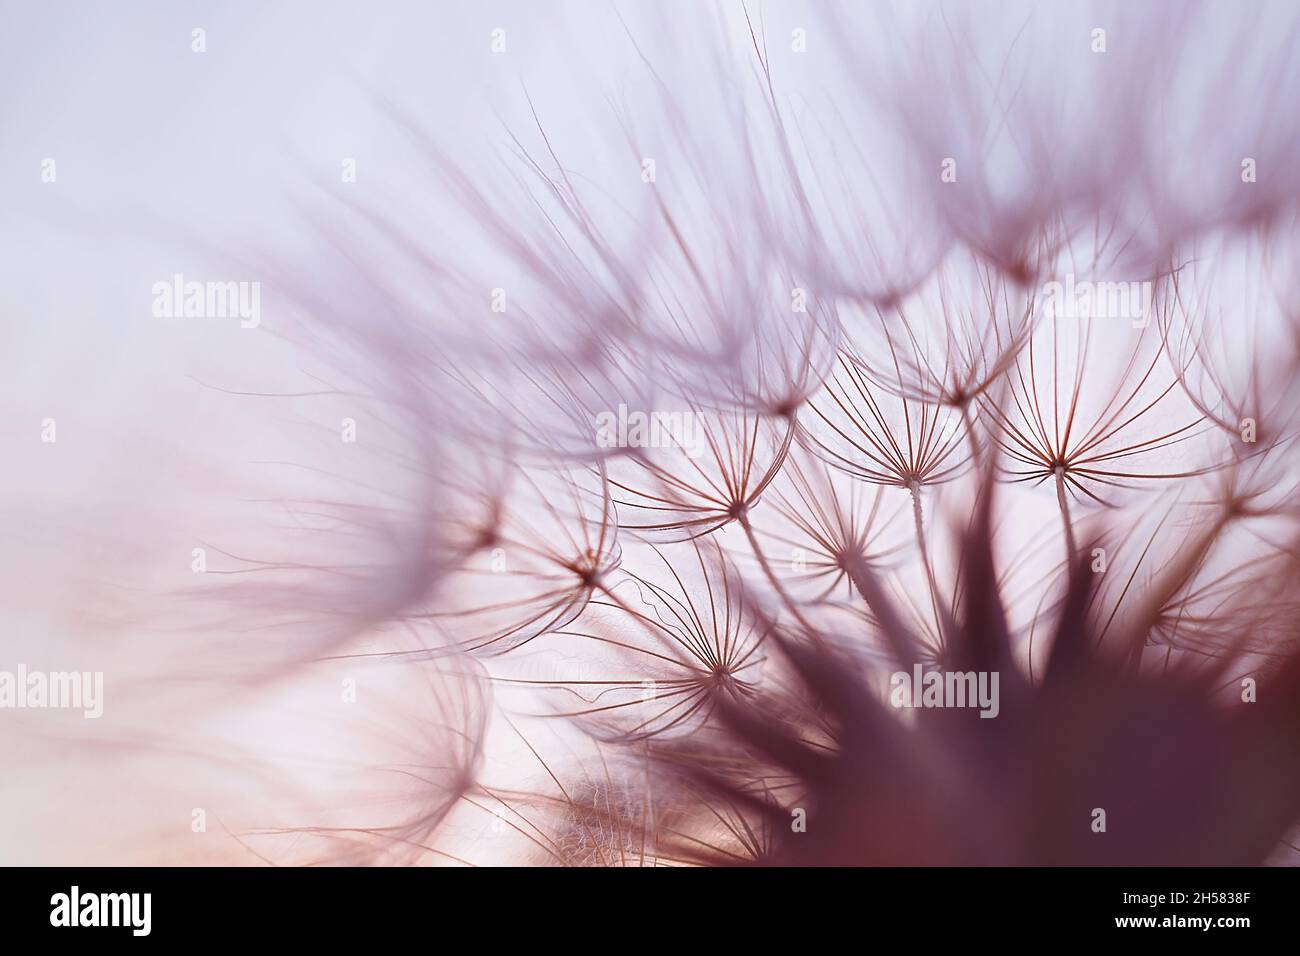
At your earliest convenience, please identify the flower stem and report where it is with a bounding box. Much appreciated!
[959,402,982,467]
[739,514,818,636]
[1055,466,1077,564]
[908,480,945,649]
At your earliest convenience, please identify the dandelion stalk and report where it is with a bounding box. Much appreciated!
[907,479,946,651]
[738,512,818,636]
[1054,465,1077,563]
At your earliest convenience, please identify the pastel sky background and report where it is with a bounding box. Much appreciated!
[2,1,1297,864]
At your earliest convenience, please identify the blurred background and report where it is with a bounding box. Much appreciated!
[2,1,1298,865]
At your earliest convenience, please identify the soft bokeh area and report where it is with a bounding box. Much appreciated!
[3,1,1300,865]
